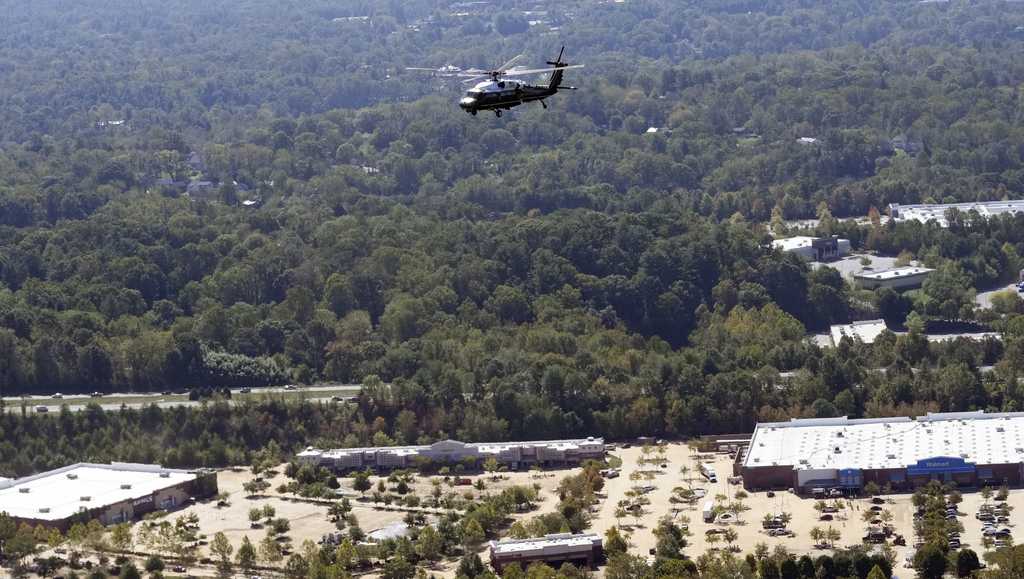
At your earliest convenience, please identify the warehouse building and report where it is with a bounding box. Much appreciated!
[297,438,605,472]
[772,236,851,261]
[830,319,889,346]
[740,412,1024,493]
[489,533,603,572]
[890,201,1024,227]
[0,463,217,530]
[853,266,933,290]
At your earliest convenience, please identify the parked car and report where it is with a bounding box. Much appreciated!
[90,391,103,398]
[35,406,49,413]
[239,387,252,393]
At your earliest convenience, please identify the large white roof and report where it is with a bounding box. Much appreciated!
[490,533,601,555]
[771,236,817,251]
[830,319,888,345]
[745,412,1024,471]
[853,266,933,280]
[891,201,1024,227]
[298,437,604,460]
[0,463,196,521]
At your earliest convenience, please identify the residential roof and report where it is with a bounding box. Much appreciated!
[0,463,196,521]
[830,319,888,345]
[853,266,933,280]
[490,533,602,556]
[744,411,1024,472]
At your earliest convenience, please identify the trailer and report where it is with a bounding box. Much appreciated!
[702,500,715,523]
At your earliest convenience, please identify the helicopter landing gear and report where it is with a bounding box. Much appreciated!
[470,110,477,116]
[540,99,547,109]
[494,110,502,118]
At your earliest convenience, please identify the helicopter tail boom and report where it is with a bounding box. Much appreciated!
[546,46,569,92]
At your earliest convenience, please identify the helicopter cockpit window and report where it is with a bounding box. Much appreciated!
[497,81,505,88]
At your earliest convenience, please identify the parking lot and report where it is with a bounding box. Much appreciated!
[591,442,1022,577]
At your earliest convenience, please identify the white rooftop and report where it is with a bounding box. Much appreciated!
[745,412,1024,471]
[830,319,888,345]
[490,533,601,555]
[0,463,196,521]
[853,266,933,280]
[772,236,817,251]
[298,437,603,460]
[891,201,1024,227]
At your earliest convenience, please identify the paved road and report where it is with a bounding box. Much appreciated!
[1,384,364,414]
[976,282,1020,310]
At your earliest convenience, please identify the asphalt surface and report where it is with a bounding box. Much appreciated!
[975,282,1021,310]
[1,384,364,414]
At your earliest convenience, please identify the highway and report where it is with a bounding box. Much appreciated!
[1,384,364,414]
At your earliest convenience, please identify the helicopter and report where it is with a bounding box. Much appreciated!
[408,47,583,117]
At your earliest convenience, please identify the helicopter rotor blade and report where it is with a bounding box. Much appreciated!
[495,54,524,73]
[498,65,584,77]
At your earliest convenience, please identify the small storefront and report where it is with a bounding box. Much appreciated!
[906,456,976,487]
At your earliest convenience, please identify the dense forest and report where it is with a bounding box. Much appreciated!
[2,0,1024,478]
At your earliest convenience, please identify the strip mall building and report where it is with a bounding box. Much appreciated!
[740,412,1024,492]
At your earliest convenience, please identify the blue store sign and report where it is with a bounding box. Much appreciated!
[907,456,976,476]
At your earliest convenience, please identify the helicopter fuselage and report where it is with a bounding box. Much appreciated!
[459,79,556,115]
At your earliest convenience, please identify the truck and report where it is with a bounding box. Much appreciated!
[702,500,715,523]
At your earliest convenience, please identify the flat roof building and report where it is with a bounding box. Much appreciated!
[890,201,1024,227]
[853,266,933,290]
[298,438,605,472]
[740,412,1024,493]
[489,533,603,572]
[772,236,850,262]
[830,319,889,346]
[0,463,216,530]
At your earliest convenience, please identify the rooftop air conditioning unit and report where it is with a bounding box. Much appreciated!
[67,473,78,479]
[18,488,29,494]
[80,496,91,502]
[997,427,1005,433]
[887,454,897,460]
[39,507,50,514]
[120,484,132,490]
[834,446,842,454]
[159,472,170,478]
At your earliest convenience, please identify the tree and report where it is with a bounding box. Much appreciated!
[145,556,165,573]
[119,563,140,579]
[604,526,629,557]
[236,536,256,572]
[416,525,443,562]
[109,524,133,553]
[382,553,415,579]
[914,542,947,579]
[284,553,309,579]
[353,470,372,495]
[456,553,487,578]
[259,535,283,564]
[210,532,233,574]
[461,518,486,551]
[956,548,981,578]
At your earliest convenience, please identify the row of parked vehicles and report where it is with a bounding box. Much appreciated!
[977,502,1013,548]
